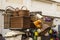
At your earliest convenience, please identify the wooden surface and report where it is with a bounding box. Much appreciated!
[10,16,31,29]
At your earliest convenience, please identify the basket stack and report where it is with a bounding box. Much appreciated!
[4,6,31,29]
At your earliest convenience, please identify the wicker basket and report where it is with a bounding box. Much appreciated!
[10,16,31,29]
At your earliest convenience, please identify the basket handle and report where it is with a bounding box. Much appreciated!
[5,6,15,10]
[21,6,28,10]
[5,6,15,14]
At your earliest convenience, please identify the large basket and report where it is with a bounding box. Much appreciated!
[4,6,30,29]
[18,6,30,17]
[10,16,31,29]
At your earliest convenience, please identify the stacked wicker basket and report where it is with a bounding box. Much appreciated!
[4,6,31,29]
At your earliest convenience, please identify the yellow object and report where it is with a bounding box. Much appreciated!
[36,25,41,28]
[33,20,42,28]
[49,29,52,34]
[50,38,54,40]
[35,31,38,36]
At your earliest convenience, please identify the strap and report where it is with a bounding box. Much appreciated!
[21,6,28,10]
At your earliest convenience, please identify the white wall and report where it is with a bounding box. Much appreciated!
[30,1,60,17]
[1,0,23,9]
[1,0,31,9]
[0,0,1,8]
